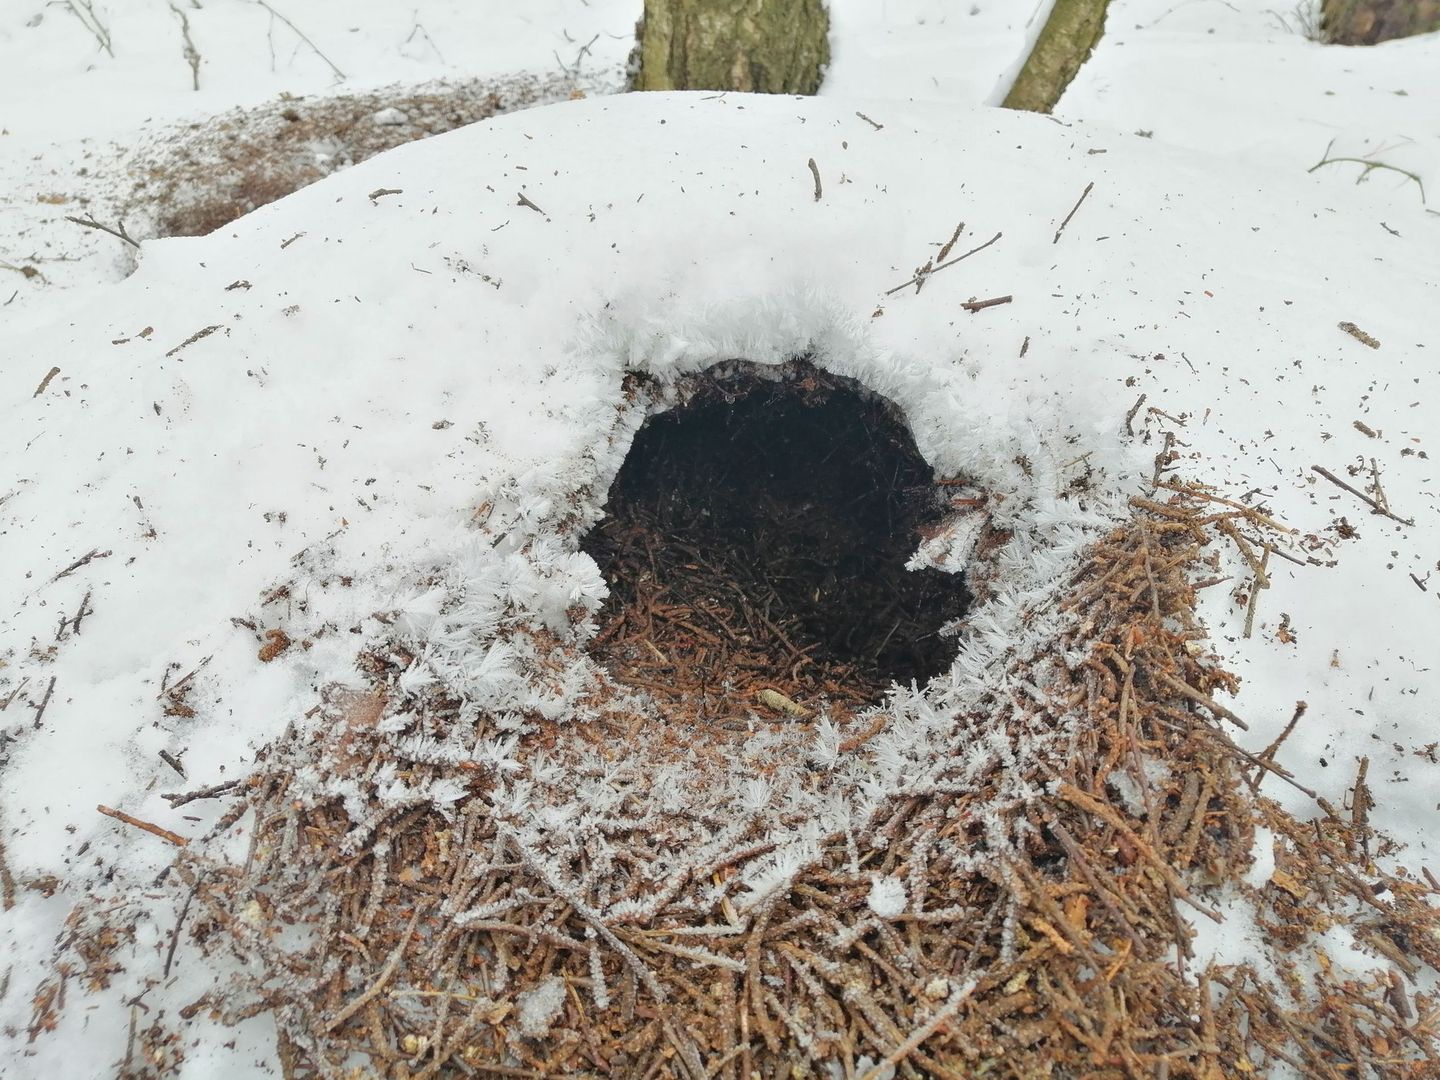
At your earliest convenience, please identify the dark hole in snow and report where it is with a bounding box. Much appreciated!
[582,361,970,717]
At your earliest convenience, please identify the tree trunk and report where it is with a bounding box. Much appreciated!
[633,0,830,96]
[1322,0,1440,44]
[1001,0,1110,114]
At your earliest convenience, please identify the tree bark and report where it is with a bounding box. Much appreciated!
[1322,0,1440,44]
[1002,0,1110,114]
[633,0,830,96]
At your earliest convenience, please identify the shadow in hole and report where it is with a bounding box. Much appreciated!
[583,363,970,706]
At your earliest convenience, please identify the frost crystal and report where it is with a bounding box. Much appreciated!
[516,976,566,1039]
[867,875,907,918]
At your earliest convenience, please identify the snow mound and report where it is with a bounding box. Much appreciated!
[3,92,1438,1078]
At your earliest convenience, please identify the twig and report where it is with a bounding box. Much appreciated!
[169,3,201,90]
[368,187,403,203]
[1242,546,1270,640]
[31,676,57,729]
[324,909,419,1030]
[97,805,190,847]
[164,873,206,977]
[936,222,964,262]
[1124,393,1146,436]
[961,294,1012,313]
[158,750,187,779]
[162,778,242,808]
[51,547,111,582]
[0,677,29,712]
[254,0,346,81]
[1351,757,1372,861]
[1368,457,1390,515]
[1254,701,1307,781]
[885,232,1002,296]
[1157,480,1298,535]
[806,158,822,202]
[854,111,883,131]
[33,366,61,397]
[516,192,546,215]
[65,214,140,249]
[1338,321,1380,349]
[859,982,976,1079]
[56,588,93,640]
[1155,671,1249,730]
[62,0,114,57]
[165,324,225,359]
[1052,181,1094,244]
[1311,465,1413,526]
[1309,138,1428,207]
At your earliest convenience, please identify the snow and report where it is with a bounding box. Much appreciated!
[867,875,909,918]
[515,976,566,1039]
[1,3,1438,1077]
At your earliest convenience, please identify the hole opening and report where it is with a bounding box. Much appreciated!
[582,360,971,719]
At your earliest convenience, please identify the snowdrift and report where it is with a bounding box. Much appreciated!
[3,92,1438,1078]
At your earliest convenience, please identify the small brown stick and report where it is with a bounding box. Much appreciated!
[859,982,976,1080]
[65,213,140,249]
[1124,393,1146,436]
[51,548,111,582]
[1155,671,1248,730]
[33,366,61,397]
[163,873,206,977]
[164,777,244,812]
[165,324,224,359]
[1057,784,1222,921]
[368,187,403,203]
[1242,546,1270,641]
[1311,465,1413,525]
[1351,756,1372,862]
[1151,431,1176,487]
[31,676,57,729]
[854,111,884,131]
[1337,321,1380,349]
[516,192,546,215]
[323,908,419,1031]
[1052,181,1094,245]
[1251,701,1307,790]
[885,232,1002,296]
[0,677,28,712]
[1049,822,1146,950]
[97,804,190,847]
[961,294,1012,313]
[158,750,186,778]
[1368,457,1390,515]
[936,222,964,262]
[806,158,822,202]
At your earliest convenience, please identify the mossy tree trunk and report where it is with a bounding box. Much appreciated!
[1322,0,1440,43]
[1001,0,1110,114]
[633,0,830,95]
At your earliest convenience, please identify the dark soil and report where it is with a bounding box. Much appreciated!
[582,362,969,718]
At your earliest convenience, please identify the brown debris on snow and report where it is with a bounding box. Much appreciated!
[45,458,1440,1076]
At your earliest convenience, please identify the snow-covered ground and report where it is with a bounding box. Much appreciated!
[2,3,1438,1077]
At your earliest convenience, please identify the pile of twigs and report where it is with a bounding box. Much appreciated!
[124,490,1440,1077]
